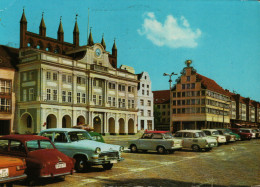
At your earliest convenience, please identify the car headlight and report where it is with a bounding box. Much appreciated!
[95,147,101,154]
[119,146,124,152]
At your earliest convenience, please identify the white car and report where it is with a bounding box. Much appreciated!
[174,130,218,152]
[202,129,227,144]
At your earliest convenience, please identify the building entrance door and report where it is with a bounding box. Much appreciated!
[141,120,144,130]
[0,120,10,135]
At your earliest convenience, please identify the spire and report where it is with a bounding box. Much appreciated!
[112,38,117,50]
[39,12,46,37]
[87,28,94,46]
[73,14,79,46]
[58,16,64,33]
[57,16,64,42]
[20,8,27,48]
[73,14,79,33]
[20,8,27,23]
[101,34,106,50]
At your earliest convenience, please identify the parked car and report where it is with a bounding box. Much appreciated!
[239,128,256,139]
[88,132,105,143]
[229,128,252,140]
[39,128,124,172]
[253,129,260,138]
[202,129,227,144]
[128,131,183,154]
[174,130,218,152]
[222,128,241,140]
[0,155,27,185]
[0,135,74,183]
[216,129,236,143]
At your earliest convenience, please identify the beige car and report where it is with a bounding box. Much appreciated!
[202,129,227,144]
[174,130,218,152]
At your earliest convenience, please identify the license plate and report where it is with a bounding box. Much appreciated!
[110,160,117,164]
[0,168,9,178]
[55,162,66,169]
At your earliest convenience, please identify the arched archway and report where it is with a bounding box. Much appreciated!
[93,116,101,133]
[46,114,57,129]
[119,118,125,135]
[108,117,115,134]
[77,116,85,125]
[20,113,33,134]
[62,115,71,128]
[128,118,135,134]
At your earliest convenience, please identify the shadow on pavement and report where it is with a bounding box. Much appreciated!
[88,177,250,187]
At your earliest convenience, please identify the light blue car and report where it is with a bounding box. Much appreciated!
[39,128,124,172]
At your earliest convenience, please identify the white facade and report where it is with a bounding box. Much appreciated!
[136,72,154,130]
[15,44,138,135]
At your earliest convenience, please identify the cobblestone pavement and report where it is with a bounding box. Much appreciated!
[14,136,260,187]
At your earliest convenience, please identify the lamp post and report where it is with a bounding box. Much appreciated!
[163,72,178,132]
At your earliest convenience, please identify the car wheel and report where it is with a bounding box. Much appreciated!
[192,144,200,152]
[75,157,87,172]
[157,146,166,154]
[103,163,113,170]
[130,145,138,153]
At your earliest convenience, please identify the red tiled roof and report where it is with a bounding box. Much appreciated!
[152,90,170,104]
[0,45,19,70]
[196,73,228,96]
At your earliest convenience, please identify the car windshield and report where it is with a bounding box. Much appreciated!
[164,132,174,139]
[212,131,220,135]
[194,132,206,138]
[26,140,54,152]
[68,131,92,142]
[241,130,250,133]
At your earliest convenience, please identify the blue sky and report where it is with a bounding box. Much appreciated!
[0,0,260,101]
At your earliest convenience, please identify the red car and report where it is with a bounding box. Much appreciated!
[0,135,74,184]
[229,128,252,140]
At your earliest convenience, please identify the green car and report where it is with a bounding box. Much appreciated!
[222,128,241,140]
[89,132,105,143]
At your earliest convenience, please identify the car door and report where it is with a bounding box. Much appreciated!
[151,133,164,150]
[52,132,71,157]
[138,133,152,150]
[183,132,193,148]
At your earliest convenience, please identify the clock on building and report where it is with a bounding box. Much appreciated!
[95,48,101,57]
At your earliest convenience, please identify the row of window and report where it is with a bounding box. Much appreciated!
[22,71,35,82]
[173,107,228,115]
[140,99,152,106]
[141,84,150,89]
[182,83,195,90]
[173,99,229,108]
[157,104,170,109]
[47,72,86,85]
[173,91,205,98]
[0,80,11,94]
[0,98,11,112]
[141,90,150,96]
[207,90,229,101]
[140,109,152,117]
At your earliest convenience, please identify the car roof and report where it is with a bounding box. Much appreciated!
[144,131,170,134]
[202,129,218,131]
[0,135,49,143]
[40,128,86,132]
[177,130,203,133]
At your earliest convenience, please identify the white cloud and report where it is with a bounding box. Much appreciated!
[138,12,202,48]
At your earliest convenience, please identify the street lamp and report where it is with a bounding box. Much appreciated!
[163,72,178,132]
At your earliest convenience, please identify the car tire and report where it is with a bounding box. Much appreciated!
[130,145,138,153]
[192,144,200,152]
[103,163,113,170]
[75,157,87,172]
[157,146,166,154]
